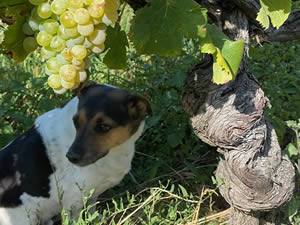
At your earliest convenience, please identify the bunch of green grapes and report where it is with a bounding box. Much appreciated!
[22,0,119,94]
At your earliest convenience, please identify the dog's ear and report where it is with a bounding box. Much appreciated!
[128,94,152,120]
[78,80,98,97]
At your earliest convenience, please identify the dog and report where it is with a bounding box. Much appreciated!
[0,82,151,225]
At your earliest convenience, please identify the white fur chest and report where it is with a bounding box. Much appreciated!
[0,97,144,225]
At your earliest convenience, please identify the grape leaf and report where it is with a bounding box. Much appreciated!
[198,29,216,54]
[222,39,244,76]
[212,49,232,84]
[119,4,134,34]
[256,6,270,29]
[257,0,291,29]
[199,24,244,84]
[103,24,129,69]
[285,143,298,158]
[0,0,28,8]
[131,0,207,56]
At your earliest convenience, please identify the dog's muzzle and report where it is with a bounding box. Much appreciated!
[66,151,81,164]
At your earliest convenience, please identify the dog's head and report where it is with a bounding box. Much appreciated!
[66,81,152,167]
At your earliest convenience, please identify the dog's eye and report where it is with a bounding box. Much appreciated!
[73,116,80,129]
[95,123,111,133]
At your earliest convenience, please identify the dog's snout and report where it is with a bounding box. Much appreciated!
[66,151,81,164]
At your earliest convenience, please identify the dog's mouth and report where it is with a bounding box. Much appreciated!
[66,149,109,167]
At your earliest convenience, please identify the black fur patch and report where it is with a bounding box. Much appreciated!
[0,126,54,208]
[79,85,131,126]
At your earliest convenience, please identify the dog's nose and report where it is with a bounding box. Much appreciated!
[66,151,81,164]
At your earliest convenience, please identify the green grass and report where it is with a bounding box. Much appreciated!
[0,39,299,224]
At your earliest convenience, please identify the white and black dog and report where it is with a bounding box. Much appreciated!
[0,82,151,225]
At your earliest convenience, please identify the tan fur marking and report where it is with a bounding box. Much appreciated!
[82,113,131,154]
[77,109,87,128]
[95,126,131,152]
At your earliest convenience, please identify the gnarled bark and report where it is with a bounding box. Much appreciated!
[182,54,295,224]
[125,0,297,224]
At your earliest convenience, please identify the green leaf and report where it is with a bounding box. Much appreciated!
[200,24,244,84]
[131,0,207,56]
[258,0,292,29]
[119,4,134,34]
[285,197,299,223]
[256,7,270,29]
[103,23,129,69]
[285,143,298,158]
[178,184,189,197]
[212,50,232,84]
[222,39,245,76]
[211,176,217,185]
[206,25,244,76]
[167,133,181,148]
[0,0,28,8]
[171,71,185,88]
[199,29,216,54]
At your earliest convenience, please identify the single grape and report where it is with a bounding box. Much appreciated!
[61,48,73,61]
[88,3,104,19]
[83,0,93,6]
[28,16,41,31]
[46,57,62,73]
[67,0,84,10]
[60,11,76,28]
[78,70,87,82]
[74,8,90,25]
[22,22,35,35]
[38,23,45,31]
[48,74,62,89]
[37,2,52,19]
[77,22,94,36]
[59,64,77,82]
[103,0,120,12]
[31,7,43,21]
[57,54,70,65]
[72,58,82,66]
[61,79,75,89]
[65,26,79,38]
[95,23,107,30]
[102,11,118,26]
[83,38,93,48]
[91,43,105,53]
[66,36,84,48]
[57,25,69,40]
[41,46,57,59]
[92,17,102,25]
[93,0,105,7]
[71,45,87,61]
[51,0,67,15]
[43,19,59,35]
[88,28,106,45]
[23,37,38,52]
[53,87,67,94]
[29,0,46,6]
[45,66,52,75]
[50,35,66,52]
[37,31,53,46]
[73,61,85,70]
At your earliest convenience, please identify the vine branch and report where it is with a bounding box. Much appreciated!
[125,0,300,43]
